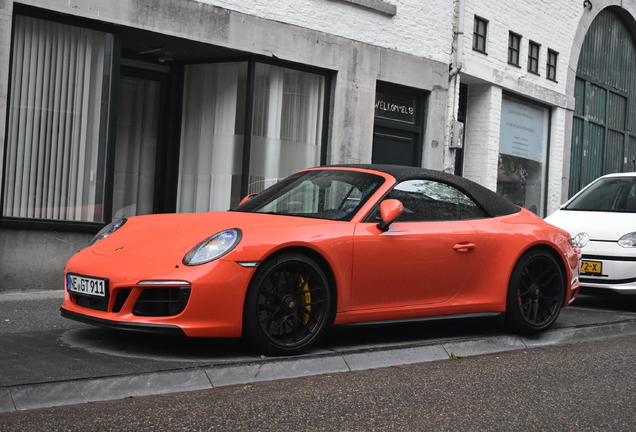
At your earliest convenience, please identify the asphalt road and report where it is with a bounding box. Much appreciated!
[1,332,636,431]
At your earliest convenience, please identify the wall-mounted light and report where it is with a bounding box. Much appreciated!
[583,0,592,10]
[158,51,173,63]
[139,47,173,63]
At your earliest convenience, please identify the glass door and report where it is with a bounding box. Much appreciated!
[112,67,165,218]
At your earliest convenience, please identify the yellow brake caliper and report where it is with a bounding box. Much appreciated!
[299,276,311,324]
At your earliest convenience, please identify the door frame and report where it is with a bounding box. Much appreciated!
[372,82,426,167]
[118,61,175,214]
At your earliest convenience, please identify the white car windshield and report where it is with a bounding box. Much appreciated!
[565,177,636,212]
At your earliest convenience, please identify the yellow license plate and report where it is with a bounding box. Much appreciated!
[581,260,602,274]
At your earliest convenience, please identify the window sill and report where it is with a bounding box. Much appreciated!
[0,217,104,233]
[329,0,396,16]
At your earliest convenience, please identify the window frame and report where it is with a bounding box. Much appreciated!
[528,40,541,75]
[472,16,488,54]
[178,58,332,212]
[1,6,122,232]
[508,32,522,67]
[546,49,558,82]
[246,61,330,197]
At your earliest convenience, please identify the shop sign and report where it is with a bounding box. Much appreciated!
[375,92,416,123]
[499,98,546,162]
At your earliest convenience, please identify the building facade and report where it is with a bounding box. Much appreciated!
[0,0,634,290]
[456,0,636,215]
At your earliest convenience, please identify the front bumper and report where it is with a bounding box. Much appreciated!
[61,257,256,337]
[60,308,186,336]
[579,240,636,294]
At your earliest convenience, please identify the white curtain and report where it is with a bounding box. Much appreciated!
[249,64,324,194]
[177,62,325,212]
[112,76,159,219]
[177,63,246,213]
[3,15,113,222]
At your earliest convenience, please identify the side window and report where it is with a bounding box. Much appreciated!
[386,180,487,221]
[528,41,541,74]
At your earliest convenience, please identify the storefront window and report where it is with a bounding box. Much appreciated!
[249,64,325,193]
[3,15,114,222]
[177,62,326,212]
[177,62,247,213]
[497,95,549,215]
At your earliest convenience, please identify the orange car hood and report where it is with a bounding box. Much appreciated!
[88,211,340,261]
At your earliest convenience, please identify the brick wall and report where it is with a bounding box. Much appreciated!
[462,0,582,106]
[196,0,455,63]
[463,84,502,192]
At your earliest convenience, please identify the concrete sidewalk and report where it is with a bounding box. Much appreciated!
[2,291,636,413]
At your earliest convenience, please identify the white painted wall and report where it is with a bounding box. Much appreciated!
[463,84,502,192]
[461,0,582,106]
[196,0,455,62]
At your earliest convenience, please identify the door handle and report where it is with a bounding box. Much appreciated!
[453,242,476,253]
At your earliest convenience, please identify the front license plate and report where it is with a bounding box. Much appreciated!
[581,260,602,274]
[67,274,107,297]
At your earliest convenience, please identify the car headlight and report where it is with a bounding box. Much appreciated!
[570,232,589,248]
[618,232,636,248]
[183,228,242,266]
[90,219,127,245]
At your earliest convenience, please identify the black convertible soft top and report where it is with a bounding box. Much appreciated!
[333,164,521,218]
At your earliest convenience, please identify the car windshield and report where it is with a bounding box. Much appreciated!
[233,170,385,221]
[565,176,636,212]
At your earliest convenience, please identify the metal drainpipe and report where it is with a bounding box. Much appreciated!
[445,0,465,173]
[449,0,465,78]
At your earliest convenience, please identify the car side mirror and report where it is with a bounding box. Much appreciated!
[377,199,404,232]
[238,193,258,206]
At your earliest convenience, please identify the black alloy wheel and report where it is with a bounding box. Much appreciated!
[243,253,332,355]
[506,249,565,333]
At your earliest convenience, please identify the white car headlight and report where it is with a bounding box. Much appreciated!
[90,219,127,245]
[570,232,589,248]
[618,232,636,248]
[183,229,242,266]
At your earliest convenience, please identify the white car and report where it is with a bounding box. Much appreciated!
[545,173,636,295]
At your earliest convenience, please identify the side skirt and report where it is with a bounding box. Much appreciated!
[335,312,504,327]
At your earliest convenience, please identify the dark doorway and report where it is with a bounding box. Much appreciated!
[112,62,172,218]
[372,127,419,166]
[454,83,468,176]
[372,83,425,167]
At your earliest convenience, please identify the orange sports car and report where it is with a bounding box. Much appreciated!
[61,165,581,355]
